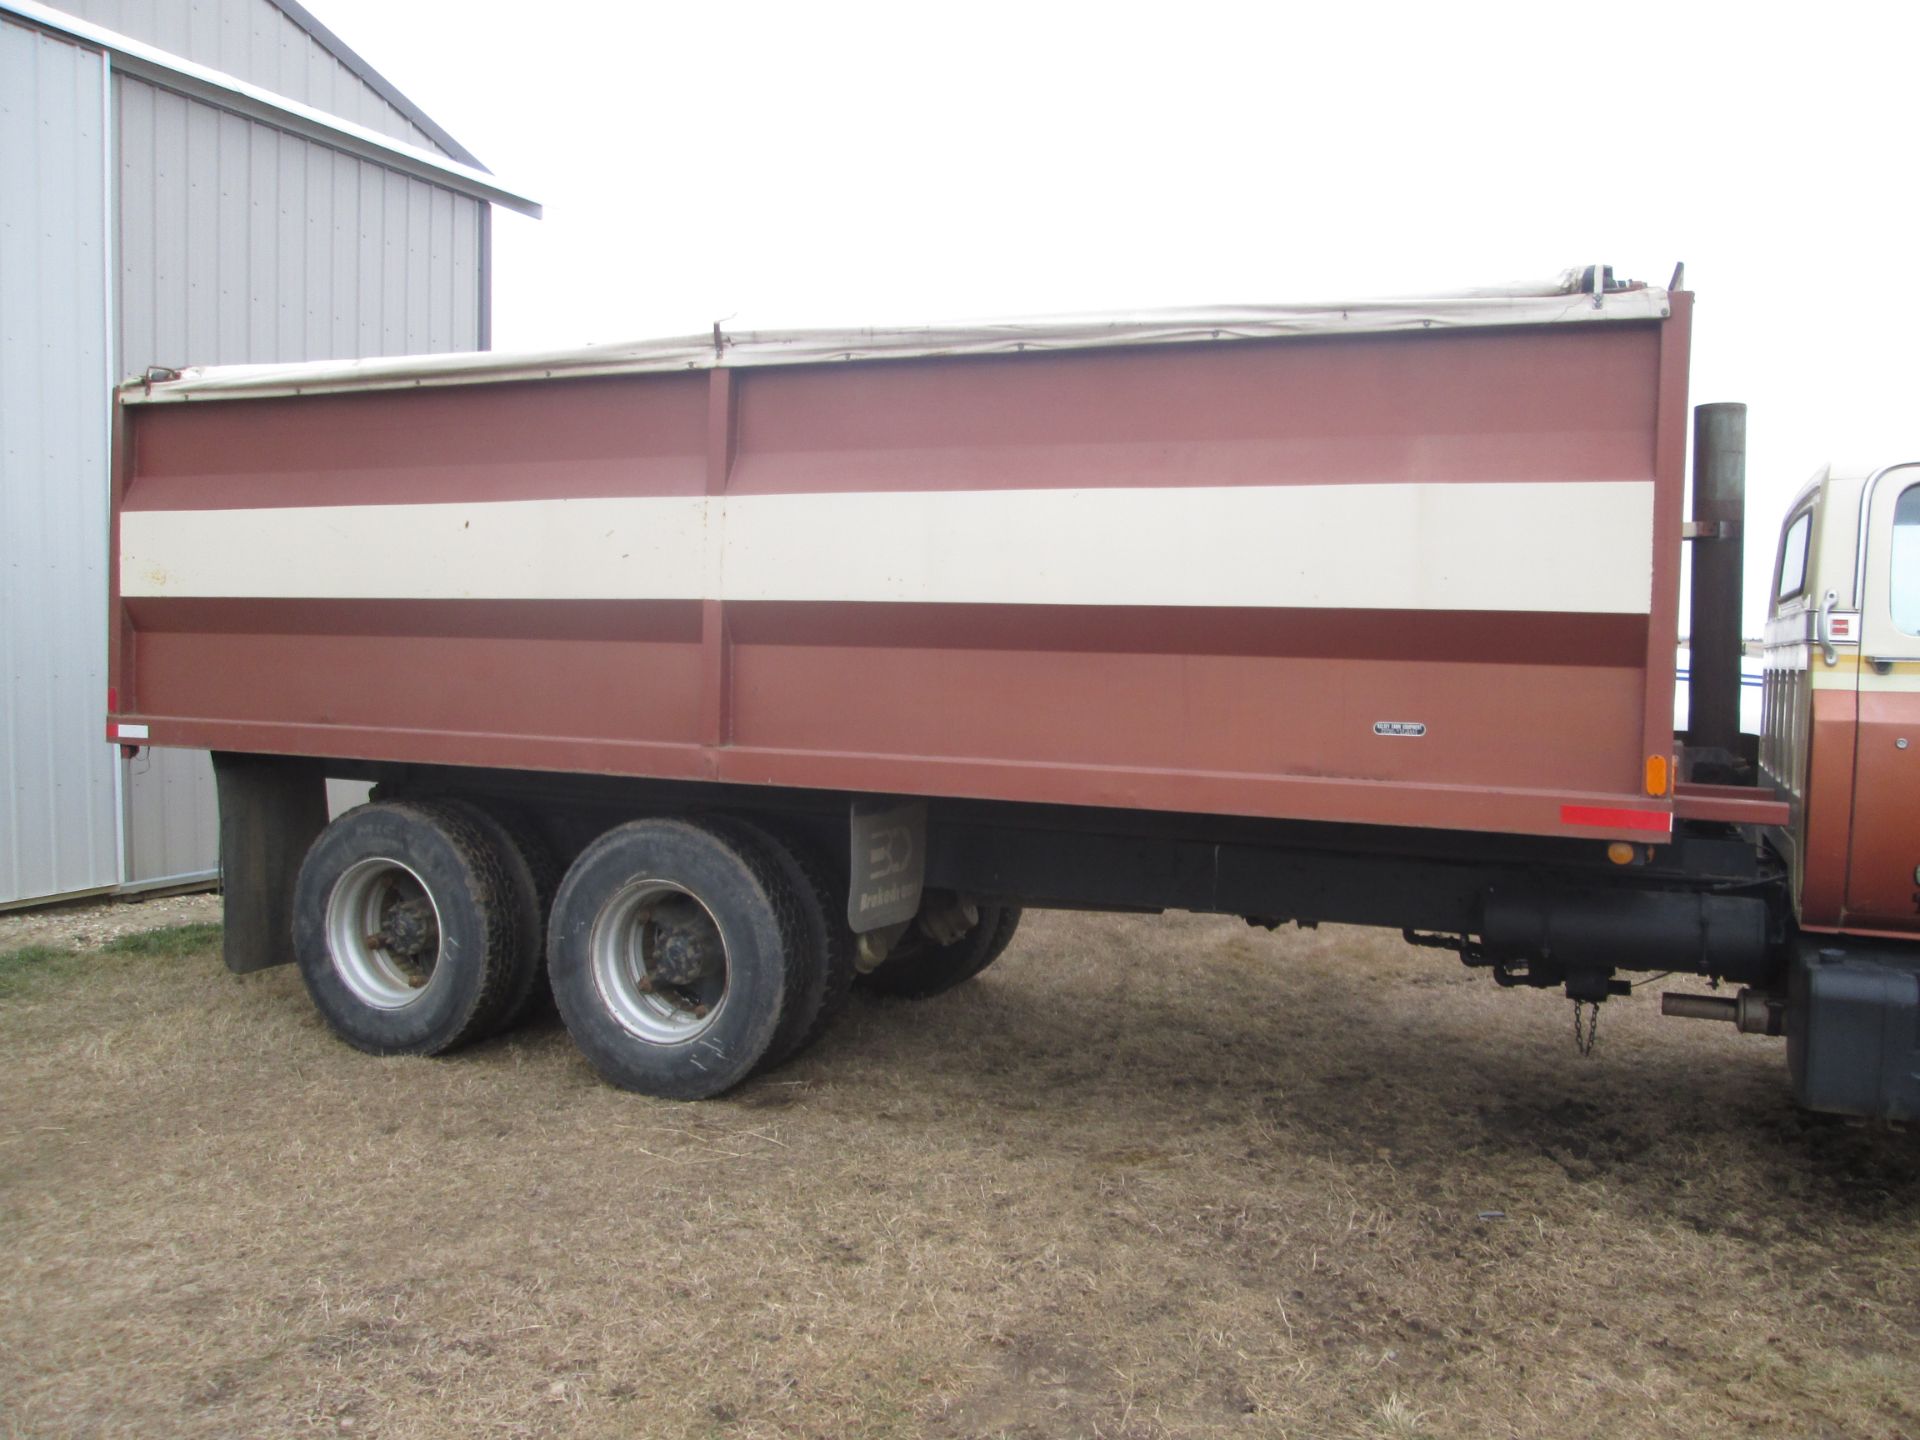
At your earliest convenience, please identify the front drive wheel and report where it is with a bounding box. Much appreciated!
[292,800,534,1055]
[547,819,804,1099]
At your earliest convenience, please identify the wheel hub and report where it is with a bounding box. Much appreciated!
[647,896,723,986]
[372,896,439,962]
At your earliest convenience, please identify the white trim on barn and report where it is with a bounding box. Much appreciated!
[0,1,538,215]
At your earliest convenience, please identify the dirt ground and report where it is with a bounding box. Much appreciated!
[3,902,1917,1440]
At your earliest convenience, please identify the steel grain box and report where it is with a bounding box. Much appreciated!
[110,275,1689,843]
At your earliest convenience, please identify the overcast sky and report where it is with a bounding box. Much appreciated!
[305,0,1917,627]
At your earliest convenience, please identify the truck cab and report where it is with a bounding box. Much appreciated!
[1761,464,1920,938]
[1757,463,1920,1118]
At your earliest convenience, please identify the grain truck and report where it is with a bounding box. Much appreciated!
[106,266,1920,1117]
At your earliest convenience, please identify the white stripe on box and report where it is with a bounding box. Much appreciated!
[121,481,1655,614]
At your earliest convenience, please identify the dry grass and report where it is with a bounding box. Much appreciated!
[2,909,1917,1439]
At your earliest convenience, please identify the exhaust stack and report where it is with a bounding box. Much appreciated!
[1687,402,1747,761]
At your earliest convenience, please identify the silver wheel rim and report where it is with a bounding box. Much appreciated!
[590,879,728,1044]
[325,857,443,1009]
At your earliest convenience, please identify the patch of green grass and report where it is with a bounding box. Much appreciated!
[100,922,223,958]
[0,943,84,998]
[0,924,224,1000]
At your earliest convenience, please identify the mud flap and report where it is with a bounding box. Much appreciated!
[847,798,926,934]
[212,752,329,973]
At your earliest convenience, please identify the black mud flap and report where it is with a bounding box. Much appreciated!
[847,798,926,934]
[1789,939,1920,1122]
[211,752,329,973]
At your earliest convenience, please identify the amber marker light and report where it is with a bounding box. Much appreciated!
[1607,842,1636,866]
[1645,754,1670,797]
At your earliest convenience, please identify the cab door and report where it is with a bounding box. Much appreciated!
[1846,466,1920,933]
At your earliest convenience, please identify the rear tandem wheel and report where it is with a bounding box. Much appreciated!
[290,799,542,1055]
[545,818,812,1099]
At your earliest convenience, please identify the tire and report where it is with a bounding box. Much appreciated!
[859,903,1007,1000]
[983,905,1023,965]
[468,802,563,918]
[435,799,552,1034]
[547,818,805,1099]
[292,800,535,1055]
[718,820,857,1071]
[460,799,564,1027]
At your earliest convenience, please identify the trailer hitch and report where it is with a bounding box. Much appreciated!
[1485,955,1630,1058]
[1405,927,1629,1055]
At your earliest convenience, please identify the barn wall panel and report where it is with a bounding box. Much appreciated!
[0,19,117,903]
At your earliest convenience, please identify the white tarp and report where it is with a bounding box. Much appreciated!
[121,267,1673,405]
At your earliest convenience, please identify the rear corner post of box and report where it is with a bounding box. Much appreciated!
[212,752,329,973]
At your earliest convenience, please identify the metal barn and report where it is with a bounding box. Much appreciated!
[0,0,538,906]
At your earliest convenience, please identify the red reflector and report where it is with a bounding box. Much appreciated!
[107,686,119,713]
[1560,804,1672,834]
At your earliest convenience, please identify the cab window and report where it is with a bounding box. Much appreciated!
[1894,484,1920,636]
[1775,509,1812,605]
